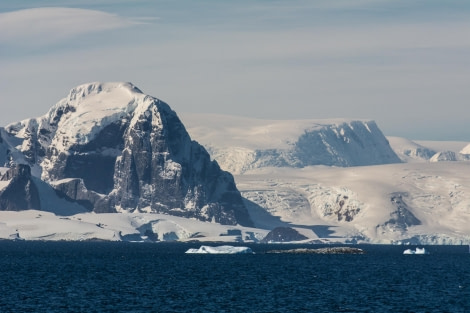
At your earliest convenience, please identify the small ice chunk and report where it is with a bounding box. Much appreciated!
[403,247,429,255]
[185,245,253,254]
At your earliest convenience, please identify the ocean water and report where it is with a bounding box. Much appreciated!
[0,242,469,313]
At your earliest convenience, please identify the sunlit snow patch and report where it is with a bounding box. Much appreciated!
[185,245,253,254]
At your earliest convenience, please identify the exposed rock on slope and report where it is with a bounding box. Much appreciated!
[3,82,252,226]
[381,193,421,231]
[261,226,308,243]
[51,178,104,212]
[181,114,401,174]
[0,164,40,211]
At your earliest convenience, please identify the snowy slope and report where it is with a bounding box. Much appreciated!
[387,136,437,162]
[236,162,470,244]
[0,210,267,242]
[460,143,470,155]
[2,161,466,244]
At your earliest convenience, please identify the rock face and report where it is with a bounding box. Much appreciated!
[51,178,103,212]
[0,164,40,211]
[3,82,253,226]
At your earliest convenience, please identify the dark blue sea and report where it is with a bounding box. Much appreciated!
[0,242,469,313]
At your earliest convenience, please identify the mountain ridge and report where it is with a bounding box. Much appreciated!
[180,113,402,174]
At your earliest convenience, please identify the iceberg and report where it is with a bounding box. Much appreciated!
[403,247,429,255]
[185,245,254,254]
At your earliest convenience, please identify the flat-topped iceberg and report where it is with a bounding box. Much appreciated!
[185,245,253,254]
[403,247,429,255]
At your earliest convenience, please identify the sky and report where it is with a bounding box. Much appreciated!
[1,0,469,141]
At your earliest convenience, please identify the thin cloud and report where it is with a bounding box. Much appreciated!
[0,7,140,45]
[0,1,469,140]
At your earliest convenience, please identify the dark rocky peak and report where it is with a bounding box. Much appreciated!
[1,82,253,226]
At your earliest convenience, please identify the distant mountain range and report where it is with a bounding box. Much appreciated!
[0,82,469,244]
[387,137,470,163]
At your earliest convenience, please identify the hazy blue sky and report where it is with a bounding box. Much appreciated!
[1,0,469,140]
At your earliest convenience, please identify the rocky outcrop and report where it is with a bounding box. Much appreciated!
[261,226,308,243]
[402,147,436,160]
[2,82,253,226]
[380,193,421,232]
[430,151,458,162]
[51,178,104,212]
[0,164,40,211]
[0,131,7,167]
[429,151,470,162]
[266,247,365,254]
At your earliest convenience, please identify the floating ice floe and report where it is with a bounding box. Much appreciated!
[185,245,254,254]
[403,247,429,255]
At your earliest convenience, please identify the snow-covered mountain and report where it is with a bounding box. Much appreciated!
[388,137,469,163]
[1,82,469,244]
[180,113,401,174]
[1,82,252,227]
